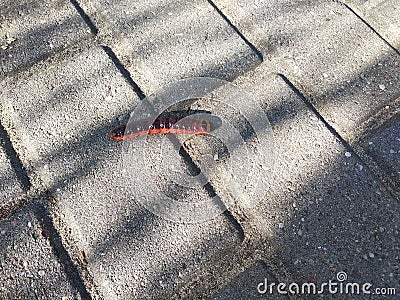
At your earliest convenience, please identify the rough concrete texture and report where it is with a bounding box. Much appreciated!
[79,0,260,95]
[0,202,87,299]
[185,71,400,297]
[0,46,138,188]
[343,0,400,51]
[0,143,24,205]
[209,262,290,300]
[0,0,399,299]
[0,0,92,78]
[212,0,400,142]
[243,71,399,297]
[360,111,400,199]
[0,45,243,299]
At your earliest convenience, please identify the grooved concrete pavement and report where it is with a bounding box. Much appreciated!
[0,202,88,299]
[0,144,24,205]
[213,0,400,142]
[0,45,243,299]
[0,0,399,299]
[79,0,260,95]
[343,0,400,52]
[184,71,400,298]
[358,108,400,200]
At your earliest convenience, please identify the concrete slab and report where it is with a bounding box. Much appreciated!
[244,72,399,295]
[0,46,243,299]
[211,0,400,142]
[343,0,400,51]
[80,0,260,95]
[360,111,400,198]
[184,70,400,295]
[0,143,24,205]
[0,202,88,299]
[0,46,139,189]
[1,1,398,298]
[209,262,290,299]
[0,0,92,78]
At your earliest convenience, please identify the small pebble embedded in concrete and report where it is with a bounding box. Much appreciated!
[345,152,352,157]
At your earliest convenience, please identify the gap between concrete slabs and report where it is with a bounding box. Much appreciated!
[77,0,261,96]
[0,201,90,299]
[0,141,26,207]
[179,69,400,298]
[210,0,400,143]
[0,45,247,299]
[342,0,400,53]
[1,0,398,297]
[0,114,34,220]
[355,107,400,201]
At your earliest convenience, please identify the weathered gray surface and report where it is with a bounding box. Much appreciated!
[184,71,400,297]
[246,71,399,297]
[0,45,243,299]
[80,0,260,95]
[365,116,400,174]
[0,144,24,205]
[209,262,291,300]
[0,202,85,299]
[359,111,400,200]
[0,0,91,78]
[212,0,400,142]
[343,0,400,51]
[0,0,399,299]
